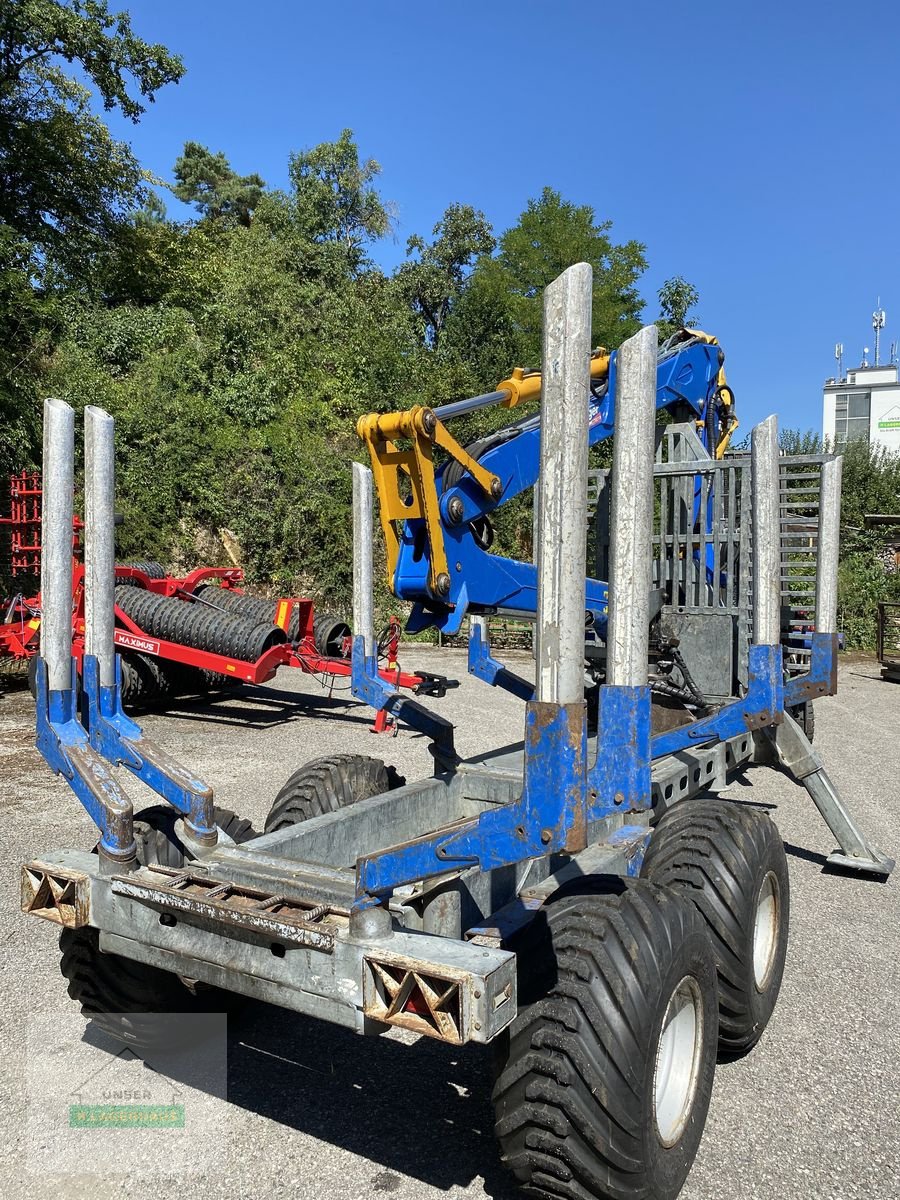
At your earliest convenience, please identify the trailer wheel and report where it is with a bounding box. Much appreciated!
[59,804,257,1048]
[787,700,815,742]
[493,880,717,1200]
[132,802,257,862]
[265,753,404,831]
[313,613,351,659]
[641,799,789,1054]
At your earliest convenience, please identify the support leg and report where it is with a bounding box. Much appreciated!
[768,714,894,877]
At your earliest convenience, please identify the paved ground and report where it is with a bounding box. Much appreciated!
[0,649,898,1199]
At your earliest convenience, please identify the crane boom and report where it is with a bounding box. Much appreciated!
[358,328,736,635]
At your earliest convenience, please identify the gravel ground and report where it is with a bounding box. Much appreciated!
[0,649,898,1200]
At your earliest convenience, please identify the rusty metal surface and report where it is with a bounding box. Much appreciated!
[21,861,90,927]
[362,943,515,1046]
[110,866,343,952]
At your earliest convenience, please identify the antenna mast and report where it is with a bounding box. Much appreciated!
[872,299,886,366]
[834,342,843,380]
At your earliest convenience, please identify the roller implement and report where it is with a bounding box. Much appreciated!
[23,266,892,1200]
[0,479,448,714]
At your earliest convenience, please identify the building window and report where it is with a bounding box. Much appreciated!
[833,391,870,448]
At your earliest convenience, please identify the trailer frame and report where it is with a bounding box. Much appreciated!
[20,265,896,1199]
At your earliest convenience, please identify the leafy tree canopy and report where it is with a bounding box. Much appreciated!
[0,0,184,265]
[441,188,647,386]
[173,142,265,227]
[657,275,699,334]
[494,188,647,356]
[288,128,390,268]
[396,203,494,348]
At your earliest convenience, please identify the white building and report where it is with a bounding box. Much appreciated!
[823,362,900,454]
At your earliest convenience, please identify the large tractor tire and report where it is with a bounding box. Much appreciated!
[265,753,404,832]
[641,798,789,1055]
[59,805,256,1049]
[493,880,718,1200]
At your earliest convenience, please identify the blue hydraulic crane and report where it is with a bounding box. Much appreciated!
[358,329,737,637]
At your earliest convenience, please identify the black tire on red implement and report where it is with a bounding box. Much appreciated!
[312,614,351,659]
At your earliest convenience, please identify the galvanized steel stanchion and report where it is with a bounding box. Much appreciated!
[815,456,842,635]
[349,460,458,767]
[751,415,782,648]
[353,461,396,736]
[534,262,592,706]
[352,461,376,661]
[520,262,593,852]
[589,325,657,821]
[606,325,658,688]
[41,399,75,694]
[84,406,117,688]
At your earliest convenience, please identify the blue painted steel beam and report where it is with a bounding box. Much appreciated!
[784,631,838,706]
[355,700,586,897]
[350,636,457,762]
[588,685,653,819]
[34,658,137,864]
[467,621,535,701]
[81,654,217,843]
[650,643,784,759]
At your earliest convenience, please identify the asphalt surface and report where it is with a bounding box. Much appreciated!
[0,649,898,1199]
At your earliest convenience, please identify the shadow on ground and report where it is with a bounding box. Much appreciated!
[83,1002,518,1198]
[135,684,374,731]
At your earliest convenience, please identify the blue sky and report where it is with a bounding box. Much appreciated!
[102,0,900,434]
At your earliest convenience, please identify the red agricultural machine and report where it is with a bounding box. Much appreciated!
[1,474,449,720]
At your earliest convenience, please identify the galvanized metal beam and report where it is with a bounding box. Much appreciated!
[83,406,117,687]
[352,461,375,658]
[606,324,658,687]
[751,415,781,646]
[815,456,842,635]
[534,261,593,705]
[41,399,75,693]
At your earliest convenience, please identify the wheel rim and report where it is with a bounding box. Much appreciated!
[753,870,780,991]
[653,975,704,1147]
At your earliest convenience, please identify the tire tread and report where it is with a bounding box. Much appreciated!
[493,881,717,1200]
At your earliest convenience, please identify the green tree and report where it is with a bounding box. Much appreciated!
[0,227,58,475]
[288,129,390,268]
[395,203,494,348]
[657,275,699,335]
[494,188,646,356]
[0,0,183,475]
[173,142,265,227]
[445,188,647,381]
[0,0,184,264]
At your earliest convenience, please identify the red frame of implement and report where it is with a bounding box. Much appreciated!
[3,562,424,692]
[1,471,425,691]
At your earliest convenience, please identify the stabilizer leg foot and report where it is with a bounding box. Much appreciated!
[768,713,894,879]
